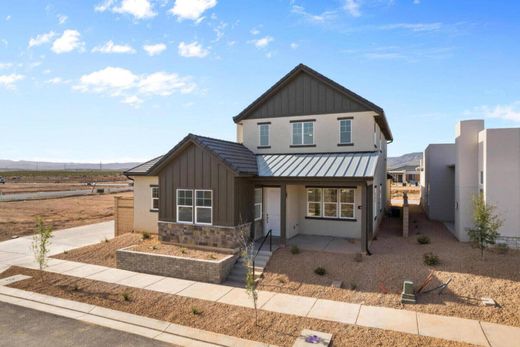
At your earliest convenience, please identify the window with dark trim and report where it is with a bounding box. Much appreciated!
[258,124,270,147]
[150,186,159,211]
[306,187,355,219]
[339,119,352,144]
[292,121,314,146]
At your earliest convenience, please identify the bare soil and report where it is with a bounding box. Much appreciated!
[131,239,229,260]
[1,267,475,347]
[0,192,132,241]
[53,233,229,265]
[0,182,128,195]
[260,205,520,327]
[390,185,420,200]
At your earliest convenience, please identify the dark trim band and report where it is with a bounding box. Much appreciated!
[257,121,271,125]
[337,116,354,120]
[305,216,357,222]
[290,119,316,123]
[337,143,354,147]
[289,144,316,148]
[257,146,271,149]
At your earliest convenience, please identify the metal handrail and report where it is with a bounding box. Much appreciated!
[252,229,272,280]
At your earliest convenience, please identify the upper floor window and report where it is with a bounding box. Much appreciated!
[339,119,352,144]
[258,123,270,147]
[150,186,159,211]
[292,121,314,146]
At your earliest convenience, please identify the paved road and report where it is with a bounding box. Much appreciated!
[0,187,132,202]
[0,302,173,347]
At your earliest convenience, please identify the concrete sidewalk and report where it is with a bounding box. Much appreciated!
[1,222,519,346]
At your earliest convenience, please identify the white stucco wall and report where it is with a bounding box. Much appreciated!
[480,128,520,238]
[238,111,382,154]
[131,176,159,234]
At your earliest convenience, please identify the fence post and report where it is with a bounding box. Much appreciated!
[402,192,409,238]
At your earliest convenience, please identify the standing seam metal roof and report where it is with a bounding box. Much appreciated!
[256,152,380,178]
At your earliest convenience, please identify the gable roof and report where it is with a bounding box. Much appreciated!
[124,155,163,176]
[233,63,393,141]
[148,134,257,176]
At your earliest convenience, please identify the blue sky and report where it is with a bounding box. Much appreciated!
[1,0,520,163]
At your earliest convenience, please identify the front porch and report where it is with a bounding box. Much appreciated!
[254,234,361,254]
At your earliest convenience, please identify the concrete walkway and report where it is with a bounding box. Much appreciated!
[1,222,519,346]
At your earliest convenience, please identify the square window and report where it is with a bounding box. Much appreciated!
[340,204,354,218]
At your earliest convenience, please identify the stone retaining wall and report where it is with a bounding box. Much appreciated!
[116,247,238,284]
[158,222,250,249]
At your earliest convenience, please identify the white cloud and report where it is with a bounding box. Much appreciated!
[291,5,336,24]
[92,40,136,54]
[28,31,56,48]
[0,74,24,89]
[170,0,217,22]
[290,42,299,49]
[51,30,84,54]
[113,0,156,19]
[467,101,520,122]
[413,0,420,4]
[95,0,115,12]
[143,43,167,56]
[5,15,11,21]
[139,72,196,95]
[380,23,442,32]
[249,36,273,49]
[57,14,68,24]
[344,0,361,17]
[0,62,13,69]
[178,41,209,58]
[74,67,197,105]
[250,28,260,35]
[46,77,69,85]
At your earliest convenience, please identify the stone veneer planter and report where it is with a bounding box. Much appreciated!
[116,246,239,284]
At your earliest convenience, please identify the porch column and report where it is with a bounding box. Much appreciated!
[360,183,367,254]
[280,183,287,246]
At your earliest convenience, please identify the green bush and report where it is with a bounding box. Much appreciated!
[142,231,151,240]
[121,291,131,301]
[290,245,300,254]
[423,252,440,266]
[417,235,431,245]
[314,267,327,276]
[191,307,203,315]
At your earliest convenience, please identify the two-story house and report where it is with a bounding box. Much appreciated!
[124,64,393,253]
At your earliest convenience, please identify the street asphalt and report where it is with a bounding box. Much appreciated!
[0,302,174,347]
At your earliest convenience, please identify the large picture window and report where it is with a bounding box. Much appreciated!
[150,186,159,211]
[292,121,314,145]
[307,187,355,220]
[339,119,352,144]
[177,189,193,223]
[195,190,212,225]
[254,188,262,220]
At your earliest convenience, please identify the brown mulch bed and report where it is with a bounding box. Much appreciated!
[52,232,142,267]
[259,205,520,328]
[130,239,229,260]
[0,192,132,241]
[1,267,475,347]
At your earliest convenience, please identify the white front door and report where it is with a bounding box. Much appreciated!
[264,187,281,236]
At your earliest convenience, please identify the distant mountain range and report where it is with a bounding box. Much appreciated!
[387,152,422,170]
[0,159,141,171]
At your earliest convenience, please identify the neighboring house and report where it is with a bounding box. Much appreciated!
[124,64,393,253]
[387,165,420,185]
[421,120,520,247]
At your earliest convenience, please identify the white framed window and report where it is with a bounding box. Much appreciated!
[258,124,270,147]
[292,121,314,145]
[176,189,193,223]
[306,188,322,217]
[373,185,378,218]
[307,187,356,220]
[339,119,352,144]
[323,188,338,218]
[254,188,262,221]
[339,188,355,219]
[150,186,159,211]
[195,190,212,225]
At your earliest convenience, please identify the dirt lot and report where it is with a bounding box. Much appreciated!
[1,267,475,347]
[259,205,520,328]
[390,184,421,200]
[0,182,128,195]
[0,192,132,241]
[53,233,230,265]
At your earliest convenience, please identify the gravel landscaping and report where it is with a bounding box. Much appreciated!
[259,205,520,328]
[130,239,229,260]
[0,266,475,347]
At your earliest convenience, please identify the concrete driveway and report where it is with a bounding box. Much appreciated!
[0,221,114,271]
[0,301,173,347]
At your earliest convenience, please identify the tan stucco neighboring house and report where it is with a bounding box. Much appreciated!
[124,64,393,253]
[421,119,520,247]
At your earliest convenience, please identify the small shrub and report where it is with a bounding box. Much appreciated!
[417,235,431,245]
[104,237,109,243]
[314,267,327,276]
[72,284,79,291]
[121,291,131,302]
[423,252,440,266]
[353,253,362,262]
[209,254,217,260]
[142,231,151,240]
[152,245,158,250]
[63,250,69,255]
[277,277,286,284]
[290,245,300,254]
[350,283,357,290]
[180,247,187,254]
[191,307,203,315]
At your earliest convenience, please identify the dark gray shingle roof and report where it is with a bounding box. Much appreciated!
[124,155,163,176]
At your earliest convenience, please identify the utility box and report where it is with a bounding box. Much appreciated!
[401,280,416,304]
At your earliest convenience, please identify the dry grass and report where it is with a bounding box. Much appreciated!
[1,266,476,347]
[0,192,132,241]
[260,206,520,327]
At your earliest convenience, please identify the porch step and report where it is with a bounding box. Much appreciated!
[225,250,274,286]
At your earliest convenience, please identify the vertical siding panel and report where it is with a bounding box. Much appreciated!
[227,172,234,225]
[310,78,318,114]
